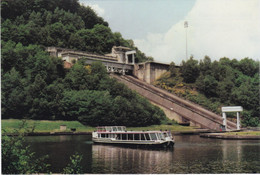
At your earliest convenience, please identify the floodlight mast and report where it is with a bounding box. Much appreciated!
[184,21,188,60]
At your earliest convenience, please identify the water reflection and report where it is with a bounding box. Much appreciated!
[24,135,260,173]
[92,144,174,174]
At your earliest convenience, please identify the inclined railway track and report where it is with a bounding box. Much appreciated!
[111,74,237,130]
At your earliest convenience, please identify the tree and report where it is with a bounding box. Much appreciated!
[199,56,212,75]
[1,68,28,118]
[169,61,177,76]
[1,40,17,73]
[238,58,258,77]
[77,5,108,29]
[27,74,49,119]
[85,24,116,54]
[63,63,92,90]
[180,57,199,83]
[196,74,218,97]
[241,111,259,127]
[61,90,115,124]
[113,32,129,46]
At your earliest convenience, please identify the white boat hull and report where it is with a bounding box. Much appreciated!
[92,138,174,148]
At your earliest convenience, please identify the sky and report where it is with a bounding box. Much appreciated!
[80,0,260,64]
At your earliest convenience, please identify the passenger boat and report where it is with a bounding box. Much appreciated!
[92,126,174,148]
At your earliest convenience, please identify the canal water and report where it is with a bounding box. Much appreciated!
[24,135,260,173]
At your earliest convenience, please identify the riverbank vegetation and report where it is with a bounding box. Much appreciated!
[154,57,259,127]
[2,130,84,174]
[2,133,50,174]
[2,119,196,134]
[1,0,164,127]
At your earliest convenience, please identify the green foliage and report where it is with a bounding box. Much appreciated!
[196,74,218,97]
[241,111,259,127]
[62,152,83,174]
[169,61,177,76]
[1,0,168,126]
[237,57,258,77]
[2,134,50,174]
[180,57,199,83]
[158,56,259,127]
[1,68,27,118]
[1,0,150,60]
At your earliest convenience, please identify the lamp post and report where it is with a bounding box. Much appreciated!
[184,21,188,60]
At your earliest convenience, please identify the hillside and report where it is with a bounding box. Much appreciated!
[1,0,166,126]
[154,57,259,127]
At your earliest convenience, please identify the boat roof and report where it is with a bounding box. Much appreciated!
[96,126,126,128]
[96,131,169,133]
[95,126,170,134]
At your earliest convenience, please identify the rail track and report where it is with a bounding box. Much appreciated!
[111,74,237,130]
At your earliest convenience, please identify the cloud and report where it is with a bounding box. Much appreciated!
[81,2,105,17]
[134,0,260,64]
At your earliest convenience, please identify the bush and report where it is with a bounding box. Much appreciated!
[2,133,50,174]
[62,152,83,174]
[241,111,259,127]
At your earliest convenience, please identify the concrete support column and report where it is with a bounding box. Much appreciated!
[222,112,227,130]
[132,54,135,64]
[125,54,128,64]
[237,112,240,130]
[122,68,125,75]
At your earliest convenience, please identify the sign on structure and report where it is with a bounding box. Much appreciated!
[221,106,243,130]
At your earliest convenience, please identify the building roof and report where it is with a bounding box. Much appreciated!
[113,46,132,51]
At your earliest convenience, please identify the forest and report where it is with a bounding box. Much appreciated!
[1,0,165,126]
[156,57,259,127]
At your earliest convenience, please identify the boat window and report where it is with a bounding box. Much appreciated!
[134,134,140,140]
[122,134,127,140]
[141,134,146,140]
[156,133,161,140]
[101,134,105,138]
[150,133,157,140]
[145,133,150,140]
[160,133,165,139]
[157,133,164,140]
[128,134,133,140]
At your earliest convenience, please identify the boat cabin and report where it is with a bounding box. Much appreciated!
[95,126,172,141]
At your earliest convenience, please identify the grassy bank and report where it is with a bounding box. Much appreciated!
[1,119,196,134]
[224,131,260,136]
[128,125,198,132]
[1,119,95,133]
